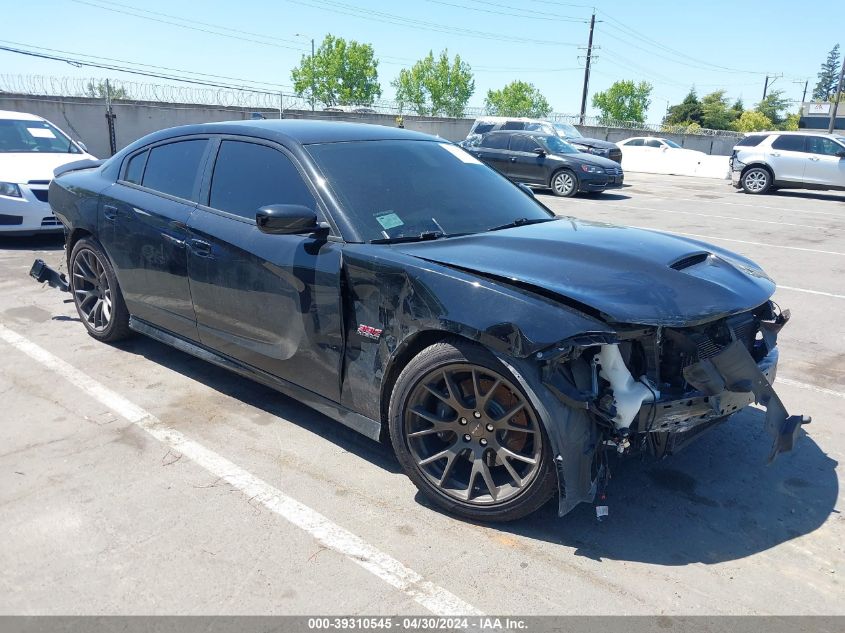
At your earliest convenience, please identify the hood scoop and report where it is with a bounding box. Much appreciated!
[670,251,710,271]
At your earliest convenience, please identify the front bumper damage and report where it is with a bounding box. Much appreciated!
[524,303,810,517]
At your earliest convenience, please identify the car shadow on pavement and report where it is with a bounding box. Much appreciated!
[491,408,838,565]
[113,335,403,475]
[0,234,65,251]
[535,191,632,201]
[768,190,845,203]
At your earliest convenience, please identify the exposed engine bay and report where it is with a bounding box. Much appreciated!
[537,300,810,516]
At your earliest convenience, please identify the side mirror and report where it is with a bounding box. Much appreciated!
[532,147,546,156]
[517,183,535,197]
[77,141,88,153]
[837,151,845,158]
[256,204,320,235]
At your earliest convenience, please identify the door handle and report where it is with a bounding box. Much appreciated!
[189,239,212,257]
[808,156,820,161]
[770,153,780,157]
[510,157,517,162]
[103,204,119,221]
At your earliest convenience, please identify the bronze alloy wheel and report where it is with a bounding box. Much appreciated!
[403,363,543,506]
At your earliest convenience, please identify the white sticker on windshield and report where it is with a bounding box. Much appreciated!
[27,127,57,139]
[439,142,482,165]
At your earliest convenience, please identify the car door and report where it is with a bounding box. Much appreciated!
[507,134,547,184]
[98,137,209,341]
[186,137,344,401]
[803,136,845,187]
[473,133,513,177]
[767,135,809,183]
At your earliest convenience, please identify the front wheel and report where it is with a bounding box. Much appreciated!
[69,237,131,342]
[388,339,556,522]
[741,167,771,195]
[550,169,578,197]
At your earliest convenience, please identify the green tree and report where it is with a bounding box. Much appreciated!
[700,90,738,130]
[291,34,381,107]
[664,88,702,126]
[732,110,773,132]
[85,80,128,100]
[756,89,790,125]
[730,98,744,119]
[484,80,552,117]
[813,44,841,101]
[392,50,474,117]
[779,112,800,131]
[591,80,653,123]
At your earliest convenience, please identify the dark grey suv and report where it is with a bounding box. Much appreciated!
[466,131,624,197]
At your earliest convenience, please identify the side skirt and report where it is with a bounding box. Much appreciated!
[128,317,383,442]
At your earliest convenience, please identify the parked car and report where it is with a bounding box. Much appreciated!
[730,131,845,194]
[466,130,623,196]
[43,120,805,522]
[324,105,377,114]
[0,110,95,236]
[467,117,622,163]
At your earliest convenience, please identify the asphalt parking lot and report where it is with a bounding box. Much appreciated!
[0,172,842,616]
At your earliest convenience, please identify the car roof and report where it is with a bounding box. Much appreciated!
[750,130,841,138]
[0,110,45,121]
[485,129,552,137]
[146,119,438,146]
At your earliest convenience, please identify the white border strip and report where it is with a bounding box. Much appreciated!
[0,323,482,617]
[777,285,845,300]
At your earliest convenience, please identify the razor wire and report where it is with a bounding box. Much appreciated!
[0,74,740,135]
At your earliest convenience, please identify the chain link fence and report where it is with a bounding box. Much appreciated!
[1,74,740,137]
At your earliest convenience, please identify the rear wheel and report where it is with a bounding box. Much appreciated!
[389,339,556,522]
[551,169,578,197]
[741,166,771,194]
[69,237,131,342]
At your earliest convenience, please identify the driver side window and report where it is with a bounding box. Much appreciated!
[208,140,316,220]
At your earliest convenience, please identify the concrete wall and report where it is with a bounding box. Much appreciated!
[0,93,737,158]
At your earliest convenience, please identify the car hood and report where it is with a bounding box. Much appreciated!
[394,218,774,327]
[557,152,620,169]
[0,152,96,183]
[565,137,618,150]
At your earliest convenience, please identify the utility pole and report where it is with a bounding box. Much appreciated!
[310,37,315,112]
[762,75,769,100]
[578,11,596,126]
[828,54,845,133]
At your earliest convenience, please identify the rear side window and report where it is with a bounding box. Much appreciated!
[209,140,316,219]
[771,135,806,152]
[624,138,644,146]
[502,121,526,130]
[806,136,844,156]
[736,135,767,147]
[473,123,494,135]
[142,140,207,200]
[123,150,148,185]
[480,134,510,149]
[510,135,541,152]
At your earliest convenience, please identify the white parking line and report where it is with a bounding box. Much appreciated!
[777,285,845,300]
[668,197,845,219]
[575,200,828,230]
[629,227,845,257]
[778,377,845,400]
[0,323,483,617]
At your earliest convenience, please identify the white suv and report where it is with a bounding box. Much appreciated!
[730,130,845,194]
[0,110,96,236]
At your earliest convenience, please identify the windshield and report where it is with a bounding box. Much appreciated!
[553,122,582,138]
[541,136,580,154]
[307,140,553,242]
[664,139,682,148]
[0,119,81,154]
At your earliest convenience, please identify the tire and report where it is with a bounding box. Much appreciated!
[388,339,557,522]
[69,237,131,342]
[741,166,772,195]
[550,169,578,197]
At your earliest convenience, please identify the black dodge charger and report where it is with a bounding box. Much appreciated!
[44,120,806,522]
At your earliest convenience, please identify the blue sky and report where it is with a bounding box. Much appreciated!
[1,0,841,122]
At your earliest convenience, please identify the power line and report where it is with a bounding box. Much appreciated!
[0,40,294,90]
[424,0,588,23]
[282,0,580,46]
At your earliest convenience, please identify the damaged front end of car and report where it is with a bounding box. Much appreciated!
[526,300,809,517]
